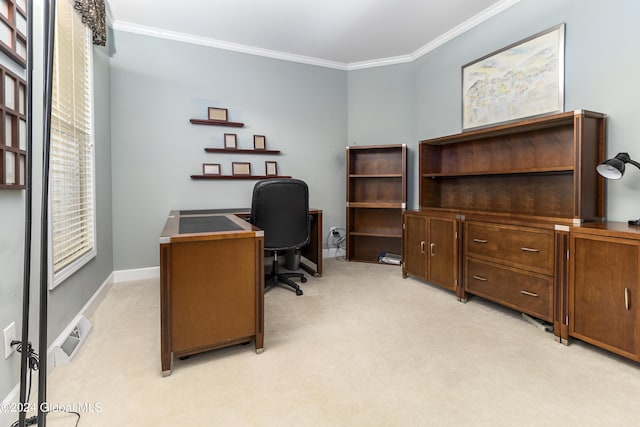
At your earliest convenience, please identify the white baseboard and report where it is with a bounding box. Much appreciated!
[113,266,159,283]
[46,272,115,372]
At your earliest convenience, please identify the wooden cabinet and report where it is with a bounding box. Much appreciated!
[346,144,406,263]
[568,223,640,361]
[403,211,459,293]
[406,110,606,340]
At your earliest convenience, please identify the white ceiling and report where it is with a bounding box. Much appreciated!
[106,0,519,69]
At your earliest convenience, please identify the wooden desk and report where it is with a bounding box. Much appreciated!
[159,212,264,376]
[180,208,323,277]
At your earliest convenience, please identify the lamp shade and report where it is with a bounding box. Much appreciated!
[596,152,631,180]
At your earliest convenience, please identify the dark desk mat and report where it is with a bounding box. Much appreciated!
[180,208,247,215]
[179,216,243,234]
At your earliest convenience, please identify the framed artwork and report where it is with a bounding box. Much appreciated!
[462,23,565,130]
[232,162,251,176]
[224,133,237,149]
[253,135,266,150]
[202,163,221,175]
[208,107,228,121]
[265,161,278,176]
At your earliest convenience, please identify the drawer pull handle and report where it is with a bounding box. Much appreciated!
[520,247,539,252]
[520,290,539,298]
[472,275,487,281]
[420,241,425,254]
[473,239,488,244]
[430,243,435,256]
[625,288,630,310]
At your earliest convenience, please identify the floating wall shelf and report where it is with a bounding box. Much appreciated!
[191,175,292,180]
[189,118,244,127]
[204,148,281,155]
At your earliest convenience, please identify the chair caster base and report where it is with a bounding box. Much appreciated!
[301,277,307,283]
[296,289,303,296]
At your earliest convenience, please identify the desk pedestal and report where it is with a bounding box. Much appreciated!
[160,214,264,375]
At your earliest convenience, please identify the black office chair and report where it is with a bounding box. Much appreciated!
[251,178,310,296]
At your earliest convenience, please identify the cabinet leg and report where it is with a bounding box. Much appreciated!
[255,333,264,354]
[161,351,173,377]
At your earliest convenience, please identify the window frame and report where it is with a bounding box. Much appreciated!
[48,0,97,289]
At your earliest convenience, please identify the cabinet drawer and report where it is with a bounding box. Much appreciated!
[465,258,553,321]
[466,222,554,275]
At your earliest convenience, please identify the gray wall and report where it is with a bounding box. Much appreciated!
[110,31,348,269]
[0,3,113,413]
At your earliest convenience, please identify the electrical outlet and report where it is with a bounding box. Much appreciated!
[4,322,17,359]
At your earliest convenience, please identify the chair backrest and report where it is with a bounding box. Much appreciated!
[250,178,310,251]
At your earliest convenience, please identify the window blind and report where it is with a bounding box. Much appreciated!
[50,0,95,283]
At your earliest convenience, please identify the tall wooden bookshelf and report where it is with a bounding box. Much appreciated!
[346,144,407,263]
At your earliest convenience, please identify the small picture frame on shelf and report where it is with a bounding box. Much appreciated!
[232,162,252,176]
[224,133,237,149]
[202,163,221,176]
[253,135,266,150]
[265,161,278,177]
[208,107,228,121]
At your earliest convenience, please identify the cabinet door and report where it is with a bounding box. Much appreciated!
[428,217,457,291]
[570,234,640,360]
[403,214,427,280]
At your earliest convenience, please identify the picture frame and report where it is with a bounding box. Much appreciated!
[461,23,565,130]
[253,135,266,150]
[224,133,237,149]
[208,107,228,121]
[265,161,278,177]
[202,163,221,176]
[232,162,252,176]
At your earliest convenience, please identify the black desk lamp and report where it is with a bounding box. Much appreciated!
[596,152,640,226]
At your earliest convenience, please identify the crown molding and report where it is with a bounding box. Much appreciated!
[112,0,520,71]
[411,0,521,61]
[111,21,349,71]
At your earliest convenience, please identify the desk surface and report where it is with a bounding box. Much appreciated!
[162,207,323,277]
[160,212,263,244]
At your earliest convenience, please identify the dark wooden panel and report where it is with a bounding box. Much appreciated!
[466,221,555,275]
[466,258,553,321]
[428,217,457,291]
[570,235,639,358]
[348,235,402,263]
[423,126,574,176]
[425,173,574,217]
[349,176,404,203]
[349,146,404,175]
[170,238,257,352]
[403,213,427,280]
[349,207,402,236]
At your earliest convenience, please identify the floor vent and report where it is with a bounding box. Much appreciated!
[53,316,92,366]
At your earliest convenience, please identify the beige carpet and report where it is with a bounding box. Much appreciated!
[43,258,640,427]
